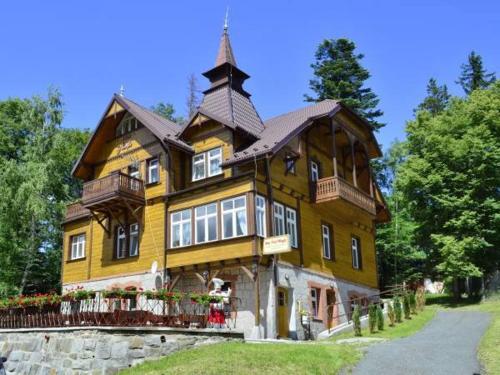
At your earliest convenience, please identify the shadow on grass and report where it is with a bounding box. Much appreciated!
[425,294,482,308]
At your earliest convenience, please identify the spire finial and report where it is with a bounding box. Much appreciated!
[119,84,125,97]
[224,7,229,32]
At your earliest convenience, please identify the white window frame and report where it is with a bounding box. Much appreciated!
[310,288,320,317]
[70,234,85,260]
[285,157,296,174]
[195,203,218,244]
[311,160,319,182]
[116,226,126,259]
[286,207,298,248]
[128,163,140,179]
[207,148,223,177]
[147,158,159,184]
[221,196,248,239]
[322,224,332,259]
[273,203,285,236]
[171,209,192,248]
[352,236,361,269]
[255,195,267,238]
[129,223,139,256]
[192,153,206,181]
[192,147,223,181]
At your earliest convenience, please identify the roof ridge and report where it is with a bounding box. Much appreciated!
[264,99,338,125]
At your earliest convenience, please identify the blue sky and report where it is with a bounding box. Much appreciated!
[1,0,498,150]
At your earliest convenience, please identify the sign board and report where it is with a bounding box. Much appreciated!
[263,235,291,255]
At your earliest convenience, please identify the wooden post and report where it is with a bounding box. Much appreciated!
[331,119,338,178]
[349,133,358,188]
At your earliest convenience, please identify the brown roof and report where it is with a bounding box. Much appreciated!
[215,29,236,67]
[196,85,264,138]
[115,95,192,152]
[223,100,341,165]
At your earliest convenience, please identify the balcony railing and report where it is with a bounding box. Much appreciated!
[64,202,91,223]
[0,293,241,330]
[314,176,376,215]
[82,172,145,207]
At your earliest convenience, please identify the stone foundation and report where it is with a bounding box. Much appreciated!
[0,328,240,374]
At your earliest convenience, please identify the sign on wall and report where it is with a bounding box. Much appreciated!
[263,235,291,255]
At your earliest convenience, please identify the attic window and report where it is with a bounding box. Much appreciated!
[116,114,142,137]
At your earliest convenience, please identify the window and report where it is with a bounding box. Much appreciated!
[310,160,319,182]
[208,148,223,177]
[171,209,192,248]
[116,226,126,259]
[255,195,267,238]
[352,236,362,269]
[129,223,139,256]
[70,234,85,260]
[285,156,296,174]
[147,158,159,184]
[116,114,141,136]
[221,196,247,239]
[192,153,206,181]
[322,224,333,260]
[286,207,298,248]
[195,203,218,244]
[310,288,321,318]
[273,203,285,236]
[192,147,223,181]
[128,163,140,179]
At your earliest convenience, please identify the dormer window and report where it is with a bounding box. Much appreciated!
[116,114,142,137]
[192,147,223,181]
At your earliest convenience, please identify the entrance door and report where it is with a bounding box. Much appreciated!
[277,287,289,338]
[326,289,336,329]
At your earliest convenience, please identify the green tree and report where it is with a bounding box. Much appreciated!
[368,304,377,333]
[403,294,411,319]
[394,296,403,323]
[376,304,385,331]
[151,102,184,124]
[387,302,396,327]
[416,78,451,116]
[457,51,496,95]
[0,89,90,295]
[352,305,362,336]
[305,38,384,130]
[375,141,425,288]
[398,82,500,298]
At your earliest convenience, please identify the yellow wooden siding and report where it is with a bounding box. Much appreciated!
[62,220,91,284]
[166,237,254,268]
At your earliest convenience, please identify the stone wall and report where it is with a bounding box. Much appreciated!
[0,328,240,375]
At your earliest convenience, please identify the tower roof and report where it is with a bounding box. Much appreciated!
[215,28,237,67]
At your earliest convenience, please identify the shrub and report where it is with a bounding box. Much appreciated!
[387,301,395,327]
[352,305,362,337]
[416,289,426,311]
[403,293,411,319]
[368,304,377,333]
[376,304,384,331]
[409,292,417,314]
[394,296,403,323]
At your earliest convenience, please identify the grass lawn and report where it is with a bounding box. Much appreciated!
[119,341,362,375]
[427,293,500,375]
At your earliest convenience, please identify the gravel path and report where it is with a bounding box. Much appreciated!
[352,311,491,375]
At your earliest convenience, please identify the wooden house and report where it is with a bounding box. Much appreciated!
[62,25,390,339]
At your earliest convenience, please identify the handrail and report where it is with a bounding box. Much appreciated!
[314,176,376,215]
[82,172,145,204]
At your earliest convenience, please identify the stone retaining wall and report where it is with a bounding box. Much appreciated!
[0,328,241,374]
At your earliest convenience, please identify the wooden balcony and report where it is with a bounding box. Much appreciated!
[313,176,376,216]
[64,202,91,223]
[81,172,145,212]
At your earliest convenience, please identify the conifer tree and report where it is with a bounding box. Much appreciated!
[306,38,384,130]
[394,296,403,323]
[352,305,362,337]
[457,51,496,95]
[416,78,451,116]
[409,292,417,314]
[376,304,385,331]
[368,304,377,333]
[403,294,411,319]
[387,302,396,327]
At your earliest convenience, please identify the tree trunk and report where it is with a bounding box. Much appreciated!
[452,277,460,301]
